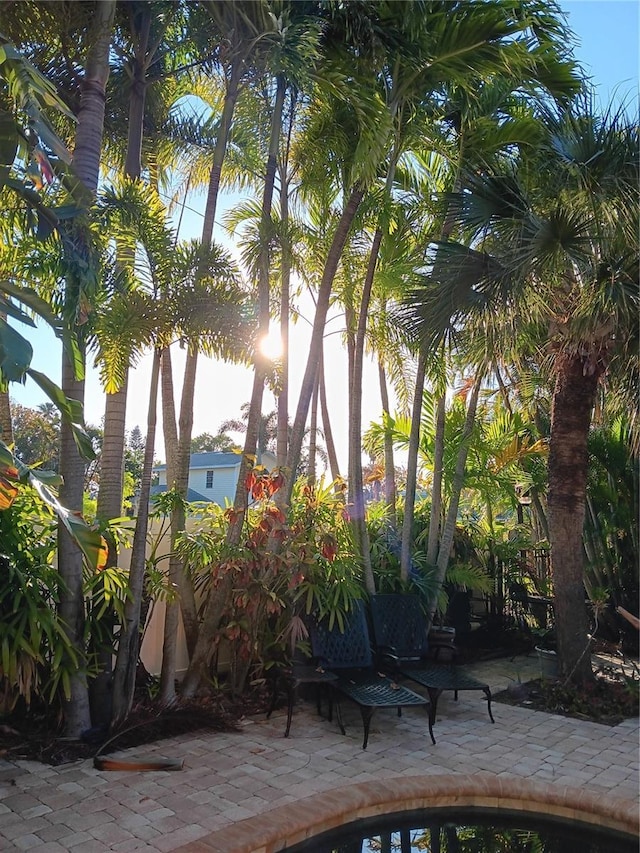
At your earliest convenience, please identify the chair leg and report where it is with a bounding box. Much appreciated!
[427,708,436,745]
[427,687,442,726]
[484,687,495,723]
[266,673,279,720]
[284,682,295,738]
[360,707,375,749]
[333,690,346,735]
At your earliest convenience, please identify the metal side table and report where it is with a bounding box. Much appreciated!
[267,663,339,737]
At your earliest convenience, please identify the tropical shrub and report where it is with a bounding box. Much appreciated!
[0,491,73,714]
[176,469,362,694]
[366,498,492,622]
[0,483,128,717]
[585,420,639,651]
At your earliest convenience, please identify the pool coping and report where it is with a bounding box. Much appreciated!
[174,772,639,852]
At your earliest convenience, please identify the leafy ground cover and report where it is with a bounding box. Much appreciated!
[493,673,639,726]
[493,644,639,728]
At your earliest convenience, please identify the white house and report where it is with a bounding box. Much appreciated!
[152,451,277,507]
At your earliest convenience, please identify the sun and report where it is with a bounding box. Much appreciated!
[258,329,283,360]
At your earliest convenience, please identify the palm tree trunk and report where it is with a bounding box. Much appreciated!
[307,369,319,484]
[428,373,482,624]
[548,352,600,685]
[111,347,161,728]
[350,227,383,594]
[180,74,286,699]
[159,347,199,704]
[378,360,396,524]
[156,47,249,702]
[0,389,11,445]
[531,488,549,541]
[58,361,91,736]
[284,185,364,507]
[201,57,242,243]
[160,347,179,484]
[58,0,115,739]
[400,349,427,581]
[91,376,127,726]
[400,174,459,584]
[0,313,12,444]
[71,0,115,192]
[97,2,150,528]
[319,350,340,483]
[97,382,127,521]
[426,393,446,566]
[276,164,290,470]
[93,15,150,719]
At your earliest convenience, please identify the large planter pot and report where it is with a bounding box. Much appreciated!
[535,646,559,679]
[429,626,456,645]
[429,626,456,661]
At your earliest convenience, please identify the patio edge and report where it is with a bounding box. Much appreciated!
[173,772,639,853]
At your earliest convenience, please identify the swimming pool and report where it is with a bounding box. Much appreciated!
[183,774,639,853]
[284,807,637,851]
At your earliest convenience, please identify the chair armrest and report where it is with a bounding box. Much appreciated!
[374,645,401,671]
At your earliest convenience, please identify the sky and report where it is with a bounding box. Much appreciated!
[14,1,640,469]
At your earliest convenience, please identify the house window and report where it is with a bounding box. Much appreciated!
[206,470,214,489]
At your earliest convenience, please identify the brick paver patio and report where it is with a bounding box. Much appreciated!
[0,654,637,851]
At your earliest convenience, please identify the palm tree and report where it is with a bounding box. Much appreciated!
[2,0,118,736]
[56,0,116,739]
[396,38,582,581]
[97,1,198,529]
[107,215,249,725]
[403,98,638,683]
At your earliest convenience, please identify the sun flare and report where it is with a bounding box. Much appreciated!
[259,329,284,360]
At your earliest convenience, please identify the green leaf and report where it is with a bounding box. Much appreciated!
[26,474,102,570]
[0,318,33,382]
[28,467,63,489]
[0,109,18,166]
[0,282,83,376]
[0,281,64,331]
[25,370,95,461]
[36,212,55,241]
[0,295,37,327]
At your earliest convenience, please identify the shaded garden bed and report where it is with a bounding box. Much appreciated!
[494,672,639,726]
[0,686,271,767]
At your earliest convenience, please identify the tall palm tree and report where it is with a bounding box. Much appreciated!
[56,0,116,739]
[403,98,638,683]
[397,40,582,580]
[180,0,326,699]
[107,216,249,725]
[97,1,196,529]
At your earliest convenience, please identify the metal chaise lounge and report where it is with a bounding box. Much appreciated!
[307,600,435,749]
[369,593,494,726]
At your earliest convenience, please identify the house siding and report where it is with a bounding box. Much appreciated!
[190,464,239,506]
[153,451,275,509]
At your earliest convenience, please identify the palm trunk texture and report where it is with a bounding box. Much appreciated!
[284,185,364,508]
[58,0,115,739]
[548,352,600,684]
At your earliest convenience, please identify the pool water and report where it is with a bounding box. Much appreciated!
[285,807,637,852]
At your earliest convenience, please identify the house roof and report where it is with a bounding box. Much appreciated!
[150,484,211,503]
[154,452,242,473]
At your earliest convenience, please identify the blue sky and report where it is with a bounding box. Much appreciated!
[14,3,640,462]
[561,1,638,107]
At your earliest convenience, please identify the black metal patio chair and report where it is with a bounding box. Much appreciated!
[369,593,494,726]
[307,600,435,749]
